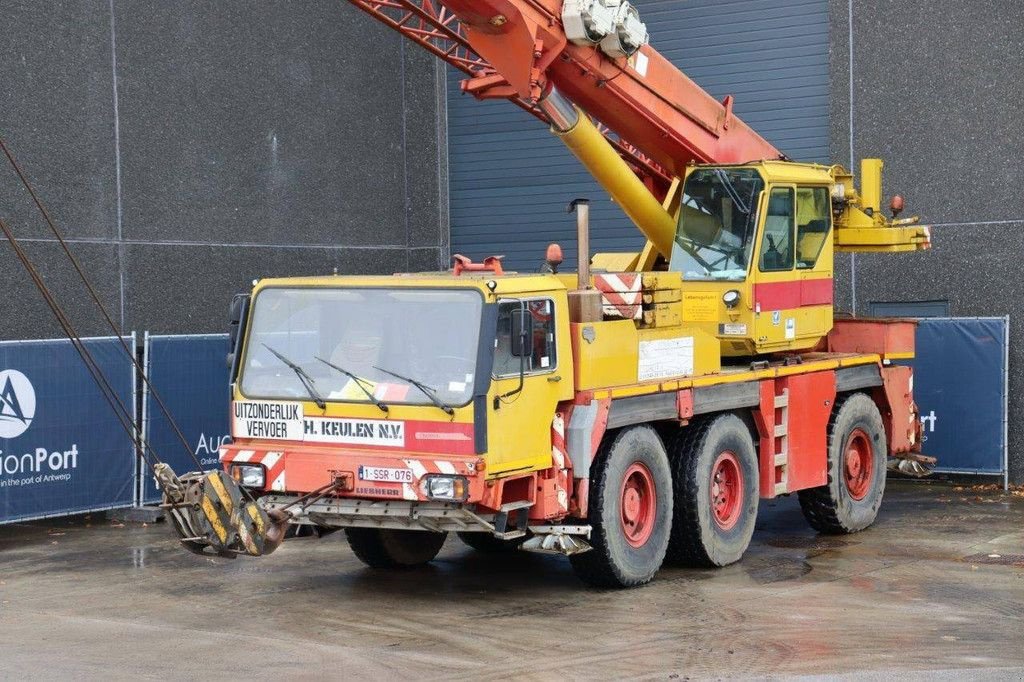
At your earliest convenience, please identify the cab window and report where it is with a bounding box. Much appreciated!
[493,299,556,377]
[796,187,831,268]
[759,188,795,272]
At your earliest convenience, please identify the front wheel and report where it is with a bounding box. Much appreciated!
[798,393,887,534]
[346,528,447,568]
[570,425,673,588]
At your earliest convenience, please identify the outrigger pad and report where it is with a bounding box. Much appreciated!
[161,468,288,557]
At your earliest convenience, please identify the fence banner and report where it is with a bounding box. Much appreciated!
[0,336,136,524]
[911,317,1008,478]
[141,334,231,504]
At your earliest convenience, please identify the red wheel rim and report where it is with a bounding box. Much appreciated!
[620,462,657,548]
[844,428,873,500]
[711,451,743,531]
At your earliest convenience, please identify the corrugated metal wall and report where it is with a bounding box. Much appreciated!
[447,0,829,270]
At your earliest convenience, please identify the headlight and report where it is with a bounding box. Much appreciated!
[723,290,741,308]
[423,475,468,502]
[229,464,265,488]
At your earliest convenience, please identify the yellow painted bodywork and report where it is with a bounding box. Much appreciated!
[563,156,927,357]
[571,319,720,391]
[590,352,883,402]
[543,108,928,356]
[235,273,575,480]
[832,160,932,252]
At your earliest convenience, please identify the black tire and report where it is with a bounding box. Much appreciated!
[798,392,887,534]
[570,425,673,588]
[345,528,447,568]
[457,531,527,553]
[665,414,759,568]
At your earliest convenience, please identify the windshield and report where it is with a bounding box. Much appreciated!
[669,168,765,281]
[240,287,483,408]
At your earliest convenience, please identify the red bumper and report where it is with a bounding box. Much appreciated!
[219,441,487,503]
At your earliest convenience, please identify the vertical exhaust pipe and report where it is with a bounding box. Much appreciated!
[570,198,591,290]
[567,198,603,323]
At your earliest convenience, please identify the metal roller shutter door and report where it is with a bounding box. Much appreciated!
[447,0,829,270]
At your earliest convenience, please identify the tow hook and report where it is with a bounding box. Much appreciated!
[155,464,290,557]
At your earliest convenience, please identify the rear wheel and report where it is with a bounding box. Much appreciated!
[570,425,673,588]
[798,393,887,534]
[345,528,447,568]
[457,531,527,553]
[666,414,759,567]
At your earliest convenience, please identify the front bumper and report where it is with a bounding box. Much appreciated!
[260,494,512,535]
[219,442,487,504]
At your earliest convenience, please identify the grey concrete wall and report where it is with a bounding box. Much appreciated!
[0,0,447,338]
[830,0,1024,483]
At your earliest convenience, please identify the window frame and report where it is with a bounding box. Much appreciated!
[492,296,559,380]
[236,284,486,409]
[758,185,797,273]
[795,185,833,270]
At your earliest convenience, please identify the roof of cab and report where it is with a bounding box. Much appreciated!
[251,272,568,296]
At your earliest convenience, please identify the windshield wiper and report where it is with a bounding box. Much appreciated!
[373,365,454,416]
[262,344,326,409]
[714,168,750,214]
[314,356,389,414]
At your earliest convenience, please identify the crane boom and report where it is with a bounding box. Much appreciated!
[348,0,930,259]
[348,0,782,197]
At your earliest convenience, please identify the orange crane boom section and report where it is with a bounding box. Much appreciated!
[348,0,784,195]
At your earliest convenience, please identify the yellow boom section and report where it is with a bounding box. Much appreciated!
[833,160,932,253]
[554,109,677,258]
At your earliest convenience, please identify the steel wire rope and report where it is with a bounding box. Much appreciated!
[0,136,208,474]
[0,215,167,476]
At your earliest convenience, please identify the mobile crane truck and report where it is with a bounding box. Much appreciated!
[155,0,932,587]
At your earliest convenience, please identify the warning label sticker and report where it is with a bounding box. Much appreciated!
[638,337,695,382]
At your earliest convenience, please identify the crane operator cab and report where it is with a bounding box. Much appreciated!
[669,161,836,357]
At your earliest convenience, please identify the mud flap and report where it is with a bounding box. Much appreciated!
[156,465,289,557]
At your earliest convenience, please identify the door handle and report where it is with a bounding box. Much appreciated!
[547,375,562,383]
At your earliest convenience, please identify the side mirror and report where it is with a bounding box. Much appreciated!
[510,308,533,358]
[227,293,251,374]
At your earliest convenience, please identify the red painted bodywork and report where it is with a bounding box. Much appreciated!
[753,278,834,311]
[347,0,783,196]
[753,373,835,499]
[875,365,919,454]
[220,441,488,502]
[778,372,836,492]
[827,318,916,356]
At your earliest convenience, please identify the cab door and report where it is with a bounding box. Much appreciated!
[486,296,573,476]
[752,185,833,352]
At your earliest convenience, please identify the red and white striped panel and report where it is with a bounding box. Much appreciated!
[221,448,287,492]
[551,413,570,513]
[221,447,468,501]
[401,457,461,501]
[593,273,642,320]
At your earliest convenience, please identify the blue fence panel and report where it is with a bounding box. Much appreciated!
[0,336,136,524]
[911,318,1008,476]
[141,334,231,504]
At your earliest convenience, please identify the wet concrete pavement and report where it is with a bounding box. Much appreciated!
[1,480,1022,680]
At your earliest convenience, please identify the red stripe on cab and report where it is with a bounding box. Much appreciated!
[753,278,833,311]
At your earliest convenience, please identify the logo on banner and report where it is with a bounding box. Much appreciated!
[0,369,36,439]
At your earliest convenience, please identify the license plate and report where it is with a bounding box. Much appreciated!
[358,466,414,483]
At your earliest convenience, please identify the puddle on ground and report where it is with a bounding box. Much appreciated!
[765,535,852,551]
[744,559,814,584]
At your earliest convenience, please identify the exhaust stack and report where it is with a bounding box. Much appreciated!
[566,198,603,323]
